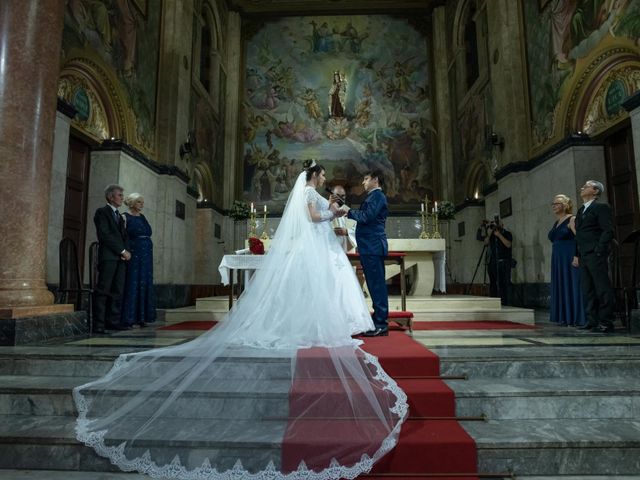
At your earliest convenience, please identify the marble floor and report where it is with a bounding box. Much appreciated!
[0,309,638,373]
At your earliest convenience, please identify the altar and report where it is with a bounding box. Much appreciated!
[237,237,446,297]
[387,238,446,296]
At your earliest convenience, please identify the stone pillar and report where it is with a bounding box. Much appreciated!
[155,0,194,170]
[0,0,65,308]
[485,0,529,168]
[432,6,455,201]
[223,11,242,210]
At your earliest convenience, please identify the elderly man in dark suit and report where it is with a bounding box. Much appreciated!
[341,171,389,337]
[572,180,615,333]
[93,184,131,333]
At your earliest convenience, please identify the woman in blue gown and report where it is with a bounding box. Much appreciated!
[121,193,156,327]
[548,194,586,326]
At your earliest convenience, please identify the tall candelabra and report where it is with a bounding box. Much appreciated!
[419,207,430,239]
[260,206,269,240]
[248,204,257,238]
[418,194,441,239]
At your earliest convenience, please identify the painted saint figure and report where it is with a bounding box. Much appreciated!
[329,71,347,117]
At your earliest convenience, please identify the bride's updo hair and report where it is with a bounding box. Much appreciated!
[303,159,324,181]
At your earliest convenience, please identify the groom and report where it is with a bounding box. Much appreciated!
[340,171,389,337]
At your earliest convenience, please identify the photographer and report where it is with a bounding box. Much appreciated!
[476,216,513,305]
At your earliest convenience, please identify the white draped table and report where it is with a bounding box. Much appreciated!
[218,254,265,307]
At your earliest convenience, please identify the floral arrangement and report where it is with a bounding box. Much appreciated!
[248,237,265,255]
[437,200,456,220]
[229,200,250,220]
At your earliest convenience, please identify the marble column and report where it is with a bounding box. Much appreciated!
[0,0,65,307]
[223,11,242,210]
[431,6,455,201]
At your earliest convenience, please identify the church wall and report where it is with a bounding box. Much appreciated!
[46,112,74,285]
[61,0,162,157]
[445,205,486,287]
[83,150,196,290]
[523,0,640,153]
[450,144,607,307]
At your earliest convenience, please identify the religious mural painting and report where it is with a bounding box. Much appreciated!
[524,0,640,149]
[62,0,162,154]
[242,15,434,211]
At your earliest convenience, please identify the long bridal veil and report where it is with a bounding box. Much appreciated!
[74,172,408,479]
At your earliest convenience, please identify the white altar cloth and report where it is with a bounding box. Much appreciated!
[218,254,265,286]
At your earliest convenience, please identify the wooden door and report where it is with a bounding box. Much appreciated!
[604,126,639,286]
[62,137,91,277]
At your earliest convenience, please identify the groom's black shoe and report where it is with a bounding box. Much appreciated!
[363,327,388,337]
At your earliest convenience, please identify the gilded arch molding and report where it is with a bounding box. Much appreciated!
[57,53,138,149]
[562,46,640,138]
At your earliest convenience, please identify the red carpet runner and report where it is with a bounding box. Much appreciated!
[282,331,478,479]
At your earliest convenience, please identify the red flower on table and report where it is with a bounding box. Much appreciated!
[248,237,264,255]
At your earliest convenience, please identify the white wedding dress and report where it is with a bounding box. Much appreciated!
[73,172,407,480]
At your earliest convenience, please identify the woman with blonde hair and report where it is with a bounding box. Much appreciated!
[548,194,586,326]
[121,192,156,327]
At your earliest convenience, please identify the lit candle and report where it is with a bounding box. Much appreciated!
[264,205,267,213]
[434,201,438,213]
[250,202,254,213]
[421,203,424,212]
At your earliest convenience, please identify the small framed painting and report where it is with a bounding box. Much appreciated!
[499,197,512,219]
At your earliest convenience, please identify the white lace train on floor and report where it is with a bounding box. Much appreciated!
[74,172,407,479]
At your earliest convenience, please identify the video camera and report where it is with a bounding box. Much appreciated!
[482,215,501,231]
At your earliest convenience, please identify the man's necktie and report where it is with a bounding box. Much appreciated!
[114,210,120,223]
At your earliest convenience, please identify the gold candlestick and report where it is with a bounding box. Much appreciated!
[260,209,269,240]
[432,211,441,238]
[248,210,257,238]
[419,209,430,239]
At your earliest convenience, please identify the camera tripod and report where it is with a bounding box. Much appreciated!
[466,244,487,295]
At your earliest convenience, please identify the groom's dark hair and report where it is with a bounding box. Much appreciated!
[365,170,384,189]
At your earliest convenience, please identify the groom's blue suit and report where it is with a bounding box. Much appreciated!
[347,188,389,331]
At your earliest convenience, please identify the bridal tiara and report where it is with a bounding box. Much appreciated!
[305,159,317,170]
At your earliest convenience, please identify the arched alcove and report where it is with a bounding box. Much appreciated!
[563,47,640,137]
[58,55,135,143]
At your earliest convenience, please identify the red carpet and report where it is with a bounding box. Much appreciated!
[281,331,478,479]
[158,320,218,330]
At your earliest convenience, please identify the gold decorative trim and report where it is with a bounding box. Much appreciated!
[581,66,640,136]
[563,46,639,136]
[57,52,156,157]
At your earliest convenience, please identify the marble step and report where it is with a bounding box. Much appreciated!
[184,295,534,324]
[461,418,640,475]
[0,471,148,479]
[436,346,640,379]
[0,414,285,472]
[446,377,640,420]
[0,351,293,379]
[0,375,291,419]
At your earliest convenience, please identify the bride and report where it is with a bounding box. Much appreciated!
[74,160,408,480]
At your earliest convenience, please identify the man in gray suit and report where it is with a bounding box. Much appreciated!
[572,180,615,333]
